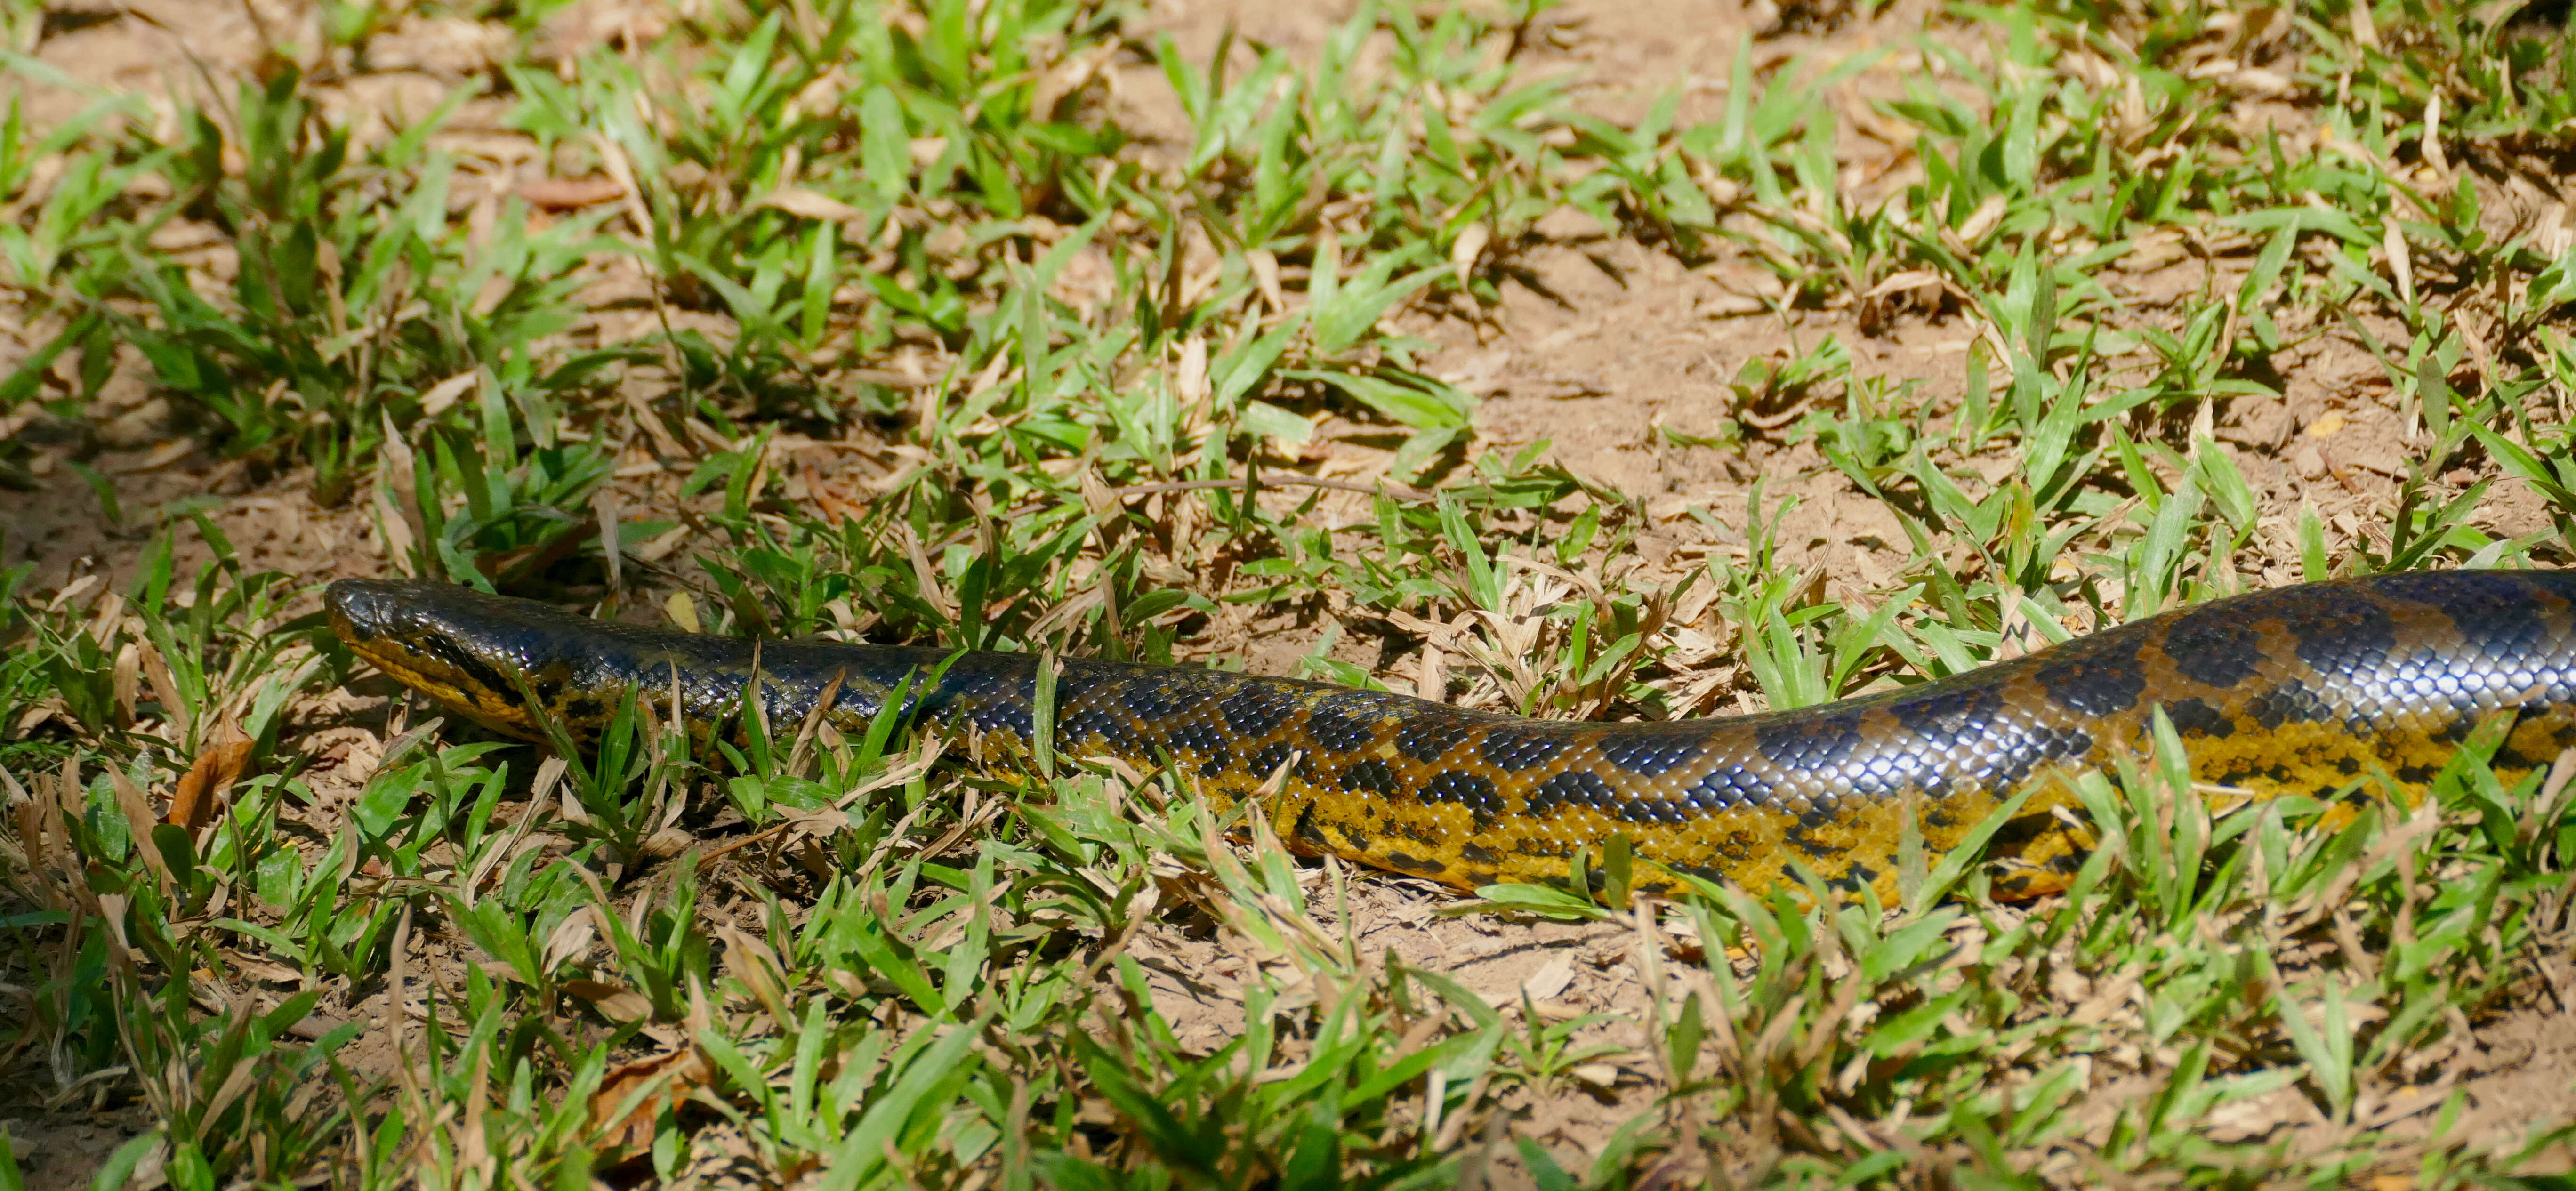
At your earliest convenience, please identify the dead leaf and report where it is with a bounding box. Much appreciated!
[223,950,305,985]
[1522,953,1575,1003]
[1956,194,2009,244]
[1175,336,1210,405]
[135,640,190,744]
[776,803,850,846]
[112,643,139,726]
[2386,221,2415,306]
[518,176,627,210]
[1449,223,1489,290]
[2421,90,2448,176]
[110,439,197,475]
[1247,251,1283,313]
[2203,1092,2291,1143]
[542,909,598,972]
[108,768,174,892]
[566,978,656,1024]
[838,367,936,389]
[12,698,66,738]
[1698,292,1770,317]
[716,924,790,1022]
[1030,44,1114,117]
[752,186,863,223]
[169,721,254,831]
[589,1046,712,1151]
[592,491,624,593]
[417,371,479,419]
[48,574,101,613]
[1862,269,1941,299]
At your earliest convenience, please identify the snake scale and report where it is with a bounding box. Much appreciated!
[329,570,2576,900]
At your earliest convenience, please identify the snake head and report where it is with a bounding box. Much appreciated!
[327,579,471,673]
[327,578,549,738]
[324,578,409,651]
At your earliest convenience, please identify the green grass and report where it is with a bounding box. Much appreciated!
[6,0,2576,1186]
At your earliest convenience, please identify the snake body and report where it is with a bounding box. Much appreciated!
[328,571,2576,898]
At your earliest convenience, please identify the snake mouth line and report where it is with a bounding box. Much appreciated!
[325,570,2576,900]
[330,581,552,740]
[350,645,547,740]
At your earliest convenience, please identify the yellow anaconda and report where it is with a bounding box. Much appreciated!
[328,571,2576,899]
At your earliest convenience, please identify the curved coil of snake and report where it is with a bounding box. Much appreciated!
[329,570,2576,900]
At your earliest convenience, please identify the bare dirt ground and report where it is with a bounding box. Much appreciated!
[8,0,2576,1184]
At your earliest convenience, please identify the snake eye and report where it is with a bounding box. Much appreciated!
[326,579,413,644]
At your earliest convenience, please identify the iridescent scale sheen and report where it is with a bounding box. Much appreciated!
[329,571,2576,901]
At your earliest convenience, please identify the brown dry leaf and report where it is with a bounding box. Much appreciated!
[566,978,656,1024]
[1862,269,1941,298]
[1031,42,1115,117]
[417,371,480,418]
[538,0,674,59]
[518,176,627,210]
[1449,223,1490,290]
[13,697,67,737]
[716,923,791,1024]
[110,439,196,475]
[776,803,851,847]
[169,721,254,831]
[542,908,599,972]
[590,1045,712,1151]
[1247,251,1284,312]
[111,643,139,725]
[223,950,305,986]
[2203,1089,2298,1143]
[1956,194,2010,244]
[751,186,863,222]
[666,591,702,634]
[107,768,173,893]
[1521,954,1576,1003]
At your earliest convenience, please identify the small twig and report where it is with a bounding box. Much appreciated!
[840,368,938,390]
[694,818,800,864]
[1111,475,1439,504]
